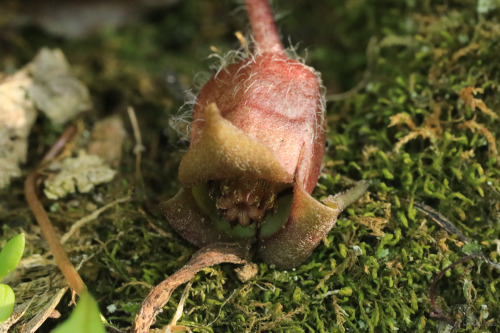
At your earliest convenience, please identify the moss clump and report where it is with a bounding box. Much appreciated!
[1,0,500,332]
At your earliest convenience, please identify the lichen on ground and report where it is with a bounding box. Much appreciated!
[43,151,116,200]
[1,0,500,332]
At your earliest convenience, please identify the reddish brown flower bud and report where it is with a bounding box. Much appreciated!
[161,0,367,269]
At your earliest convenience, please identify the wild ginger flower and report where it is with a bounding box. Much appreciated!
[161,0,367,269]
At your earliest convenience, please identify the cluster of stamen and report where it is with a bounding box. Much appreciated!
[213,178,276,227]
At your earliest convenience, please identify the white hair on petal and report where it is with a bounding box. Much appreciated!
[169,2,326,144]
[168,89,197,143]
[169,31,258,143]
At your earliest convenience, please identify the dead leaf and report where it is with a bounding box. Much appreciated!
[27,48,91,124]
[132,242,250,333]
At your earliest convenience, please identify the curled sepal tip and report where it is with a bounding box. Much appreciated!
[178,103,293,186]
[258,181,368,269]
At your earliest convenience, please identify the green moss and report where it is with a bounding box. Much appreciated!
[1,0,500,332]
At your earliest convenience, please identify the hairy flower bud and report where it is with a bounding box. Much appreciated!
[161,0,367,269]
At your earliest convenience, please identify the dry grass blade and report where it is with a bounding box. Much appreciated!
[127,106,145,182]
[61,194,131,244]
[163,279,194,333]
[132,242,250,333]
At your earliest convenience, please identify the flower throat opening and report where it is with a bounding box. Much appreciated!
[211,178,278,227]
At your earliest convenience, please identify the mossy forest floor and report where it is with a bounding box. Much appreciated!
[1,0,500,332]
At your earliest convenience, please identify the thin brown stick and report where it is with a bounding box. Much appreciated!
[24,126,87,295]
[413,202,470,242]
[413,201,500,272]
[138,206,174,239]
[132,242,250,333]
[429,254,475,326]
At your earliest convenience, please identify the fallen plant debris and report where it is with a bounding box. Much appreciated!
[414,201,500,272]
[43,151,116,200]
[0,69,36,188]
[429,254,477,327]
[60,194,131,245]
[413,202,470,243]
[132,242,250,333]
[0,271,68,333]
[0,48,91,188]
[415,199,500,328]
[14,123,128,331]
[88,116,126,168]
[163,280,194,333]
[27,48,91,125]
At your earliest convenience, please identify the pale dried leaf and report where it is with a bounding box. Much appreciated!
[28,48,91,124]
[0,70,36,134]
[0,48,90,187]
[0,158,21,189]
[1,263,68,333]
[0,70,36,187]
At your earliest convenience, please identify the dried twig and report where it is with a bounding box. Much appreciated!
[429,254,476,326]
[115,281,154,293]
[414,202,500,272]
[403,199,500,326]
[138,206,174,239]
[413,202,470,243]
[127,106,145,182]
[132,242,250,333]
[24,126,86,295]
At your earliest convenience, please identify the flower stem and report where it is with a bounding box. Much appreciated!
[245,0,284,54]
[24,126,87,296]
